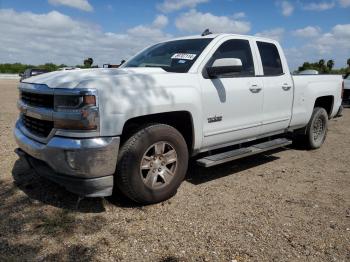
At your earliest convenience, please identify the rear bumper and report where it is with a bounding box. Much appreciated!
[14,121,120,197]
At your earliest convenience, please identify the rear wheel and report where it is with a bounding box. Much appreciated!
[116,124,188,204]
[304,107,328,149]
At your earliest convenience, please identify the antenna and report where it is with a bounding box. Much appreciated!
[201,29,212,36]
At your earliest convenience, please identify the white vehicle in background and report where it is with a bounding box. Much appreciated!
[14,32,344,204]
[343,73,350,106]
[298,69,319,75]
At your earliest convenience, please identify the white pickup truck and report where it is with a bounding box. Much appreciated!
[14,33,343,204]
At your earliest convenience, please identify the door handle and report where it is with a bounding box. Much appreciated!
[282,84,292,91]
[249,85,262,93]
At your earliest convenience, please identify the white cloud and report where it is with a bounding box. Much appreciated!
[152,15,169,28]
[157,0,208,13]
[339,0,350,7]
[332,24,350,37]
[122,14,169,41]
[232,12,246,19]
[175,9,251,34]
[48,0,93,12]
[302,2,335,11]
[127,15,170,39]
[286,24,350,69]
[277,1,294,16]
[310,24,350,55]
[255,28,285,42]
[293,26,321,37]
[0,9,171,65]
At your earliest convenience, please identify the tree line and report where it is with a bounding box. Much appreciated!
[0,58,95,74]
[298,58,350,74]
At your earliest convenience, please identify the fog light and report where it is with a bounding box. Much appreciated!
[66,151,77,169]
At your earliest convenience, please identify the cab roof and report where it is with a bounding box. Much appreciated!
[163,33,279,44]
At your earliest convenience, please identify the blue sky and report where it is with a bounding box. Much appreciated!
[0,0,349,70]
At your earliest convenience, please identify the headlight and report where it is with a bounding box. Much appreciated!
[54,94,96,111]
[53,92,99,131]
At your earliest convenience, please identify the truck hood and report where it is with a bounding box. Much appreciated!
[22,67,168,89]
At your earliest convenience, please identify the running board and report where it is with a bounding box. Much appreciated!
[196,138,292,168]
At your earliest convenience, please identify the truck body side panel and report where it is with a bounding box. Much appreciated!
[290,75,342,129]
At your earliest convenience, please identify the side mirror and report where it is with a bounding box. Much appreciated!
[207,58,243,78]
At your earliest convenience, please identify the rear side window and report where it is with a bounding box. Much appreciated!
[210,39,255,77]
[257,42,283,76]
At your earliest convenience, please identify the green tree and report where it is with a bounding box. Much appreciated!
[296,59,349,75]
[347,58,350,68]
[83,58,93,68]
[327,60,334,71]
[40,63,59,71]
[318,59,327,73]
[318,59,325,67]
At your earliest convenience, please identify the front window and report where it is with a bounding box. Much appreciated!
[209,39,255,77]
[123,39,213,73]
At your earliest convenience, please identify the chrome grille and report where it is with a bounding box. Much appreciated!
[22,115,54,138]
[21,91,54,109]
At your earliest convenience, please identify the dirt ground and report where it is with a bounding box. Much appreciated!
[0,79,349,261]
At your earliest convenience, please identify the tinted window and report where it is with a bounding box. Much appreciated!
[209,39,255,77]
[123,39,213,73]
[257,42,283,76]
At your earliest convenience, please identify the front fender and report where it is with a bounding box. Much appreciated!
[80,73,203,150]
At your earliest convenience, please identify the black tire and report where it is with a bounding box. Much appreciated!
[115,124,189,204]
[304,107,328,149]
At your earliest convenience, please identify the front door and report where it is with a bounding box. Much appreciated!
[200,38,264,150]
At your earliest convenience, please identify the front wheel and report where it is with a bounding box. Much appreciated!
[304,107,329,149]
[116,124,189,204]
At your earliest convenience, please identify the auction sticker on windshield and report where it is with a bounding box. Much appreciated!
[171,53,197,60]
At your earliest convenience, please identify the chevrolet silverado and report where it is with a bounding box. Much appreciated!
[14,33,343,204]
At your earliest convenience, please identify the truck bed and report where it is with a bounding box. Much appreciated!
[290,74,343,128]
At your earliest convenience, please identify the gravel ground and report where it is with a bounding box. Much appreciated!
[0,79,349,261]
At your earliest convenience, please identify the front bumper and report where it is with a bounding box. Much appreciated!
[14,121,120,197]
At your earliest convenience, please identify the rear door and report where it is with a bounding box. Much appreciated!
[255,41,293,133]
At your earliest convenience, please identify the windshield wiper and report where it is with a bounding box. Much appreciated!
[144,65,164,68]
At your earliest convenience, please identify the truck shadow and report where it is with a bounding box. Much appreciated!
[11,158,107,213]
[11,148,285,211]
[11,157,142,210]
[186,148,283,185]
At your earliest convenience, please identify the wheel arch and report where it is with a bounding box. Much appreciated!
[121,111,195,154]
[314,95,334,118]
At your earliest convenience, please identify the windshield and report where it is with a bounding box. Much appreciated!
[123,39,213,73]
